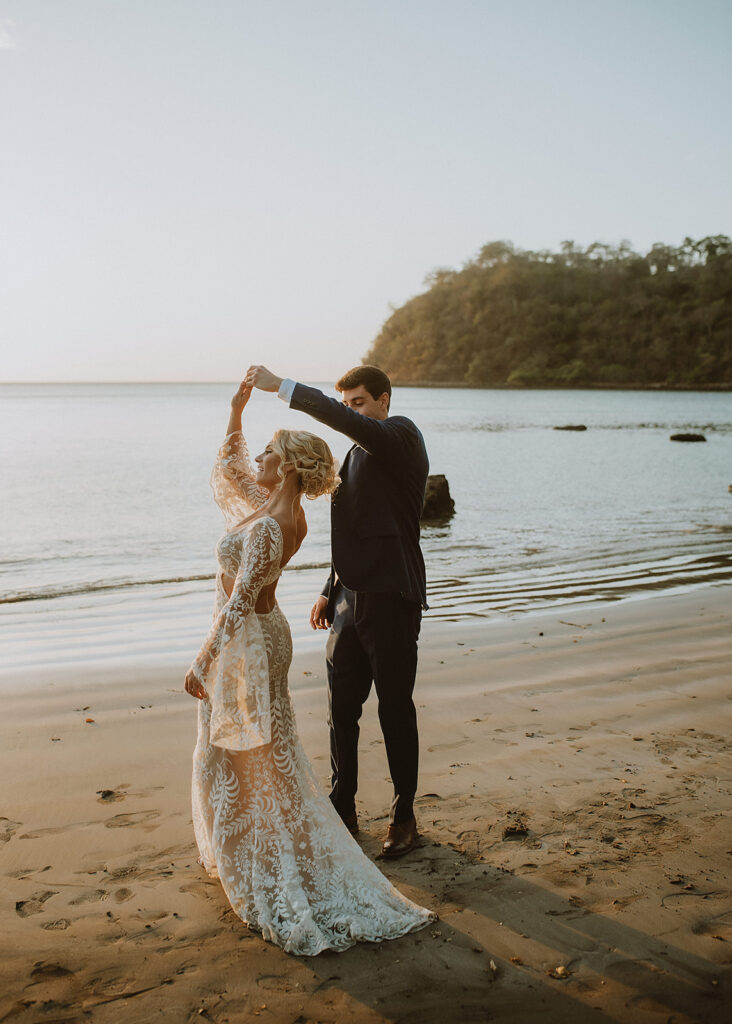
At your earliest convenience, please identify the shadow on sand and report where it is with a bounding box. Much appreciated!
[301,829,728,1024]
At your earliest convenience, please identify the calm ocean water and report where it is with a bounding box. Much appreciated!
[1,383,730,672]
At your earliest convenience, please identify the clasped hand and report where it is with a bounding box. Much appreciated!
[244,365,283,393]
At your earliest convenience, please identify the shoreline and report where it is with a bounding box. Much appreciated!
[390,381,732,392]
[1,584,730,1022]
[2,548,731,679]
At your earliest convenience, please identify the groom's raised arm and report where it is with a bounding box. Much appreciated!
[244,364,420,460]
[285,381,419,462]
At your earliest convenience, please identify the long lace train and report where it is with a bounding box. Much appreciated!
[192,601,433,955]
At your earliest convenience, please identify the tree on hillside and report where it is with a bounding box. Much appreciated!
[365,237,732,387]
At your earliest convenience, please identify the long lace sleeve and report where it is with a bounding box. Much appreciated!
[210,431,269,529]
[190,517,283,750]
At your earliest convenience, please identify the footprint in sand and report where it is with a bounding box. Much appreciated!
[454,829,481,843]
[179,879,219,900]
[690,909,732,936]
[41,919,71,930]
[427,739,471,753]
[619,812,667,834]
[18,825,67,840]
[22,815,165,840]
[104,810,161,830]
[257,975,299,993]
[0,817,22,843]
[30,963,73,980]
[111,862,174,883]
[131,909,171,924]
[113,887,134,903]
[105,865,136,882]
[131,785,165,798]
[8,865,53,879]
[69,888,108,905]
[15,890,58,917]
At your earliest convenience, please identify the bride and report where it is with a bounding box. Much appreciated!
[184,381,433,955]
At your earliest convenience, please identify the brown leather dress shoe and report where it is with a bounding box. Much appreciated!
[381,816,418,858]
[341,811,359,836]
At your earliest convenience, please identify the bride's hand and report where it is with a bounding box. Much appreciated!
[231,381,253,413]
[185,668,208,700]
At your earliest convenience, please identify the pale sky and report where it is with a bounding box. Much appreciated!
[1,0,730,382]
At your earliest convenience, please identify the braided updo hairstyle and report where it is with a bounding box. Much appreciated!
[270,429,340,499]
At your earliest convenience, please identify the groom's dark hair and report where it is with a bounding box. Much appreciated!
[336,365,392,409]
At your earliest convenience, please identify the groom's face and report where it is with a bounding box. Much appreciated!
[340,385,389,421]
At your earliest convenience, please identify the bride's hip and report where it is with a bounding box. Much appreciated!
[256,602,292,639]
[257,603,293,675]
[256,600,285,621]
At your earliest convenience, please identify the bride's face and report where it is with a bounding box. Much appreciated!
[255,441,291,490]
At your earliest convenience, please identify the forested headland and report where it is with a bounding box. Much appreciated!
[365,237,732,388]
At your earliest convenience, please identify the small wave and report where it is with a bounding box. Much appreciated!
[285,561,331,572]
[424,551,732,617]
[0,551,100,569]
[0,558,332,606]
[0,574,216,605]
[3,549,729,613]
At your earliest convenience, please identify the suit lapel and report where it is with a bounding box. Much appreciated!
[339,444,356,477]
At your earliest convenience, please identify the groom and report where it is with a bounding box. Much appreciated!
[246,364,429,857]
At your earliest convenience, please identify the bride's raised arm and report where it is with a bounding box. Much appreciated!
[210,382,269,529]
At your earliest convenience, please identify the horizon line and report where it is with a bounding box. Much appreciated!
[0,379,334,386]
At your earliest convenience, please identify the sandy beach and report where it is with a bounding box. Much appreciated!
[1,585,730,1023]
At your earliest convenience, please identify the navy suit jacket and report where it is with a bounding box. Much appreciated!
[290,383,429,611]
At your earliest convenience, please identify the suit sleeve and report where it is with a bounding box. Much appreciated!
[321,568,334,600]
[290,383,418,462]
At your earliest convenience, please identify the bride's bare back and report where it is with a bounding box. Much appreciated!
[221,505,307,612]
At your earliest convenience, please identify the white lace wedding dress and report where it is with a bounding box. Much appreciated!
[188,431,433,955]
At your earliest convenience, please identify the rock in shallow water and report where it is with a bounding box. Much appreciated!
[421,474,455,521]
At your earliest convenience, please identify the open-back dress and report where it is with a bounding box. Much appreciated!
[188,431,433,956]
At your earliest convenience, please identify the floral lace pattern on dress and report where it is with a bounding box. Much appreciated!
[210,430,269,529]
[189,431,434,955]
[191,517,282,750]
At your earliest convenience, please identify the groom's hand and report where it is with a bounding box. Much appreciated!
[245,365,283,393]
[310,596,331,630]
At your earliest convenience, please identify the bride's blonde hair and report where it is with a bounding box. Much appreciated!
[270,429,340,499]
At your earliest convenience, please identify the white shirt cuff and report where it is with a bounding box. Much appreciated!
[278,378,296,404]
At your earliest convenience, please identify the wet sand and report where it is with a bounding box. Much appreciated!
[1,586,730,1023]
